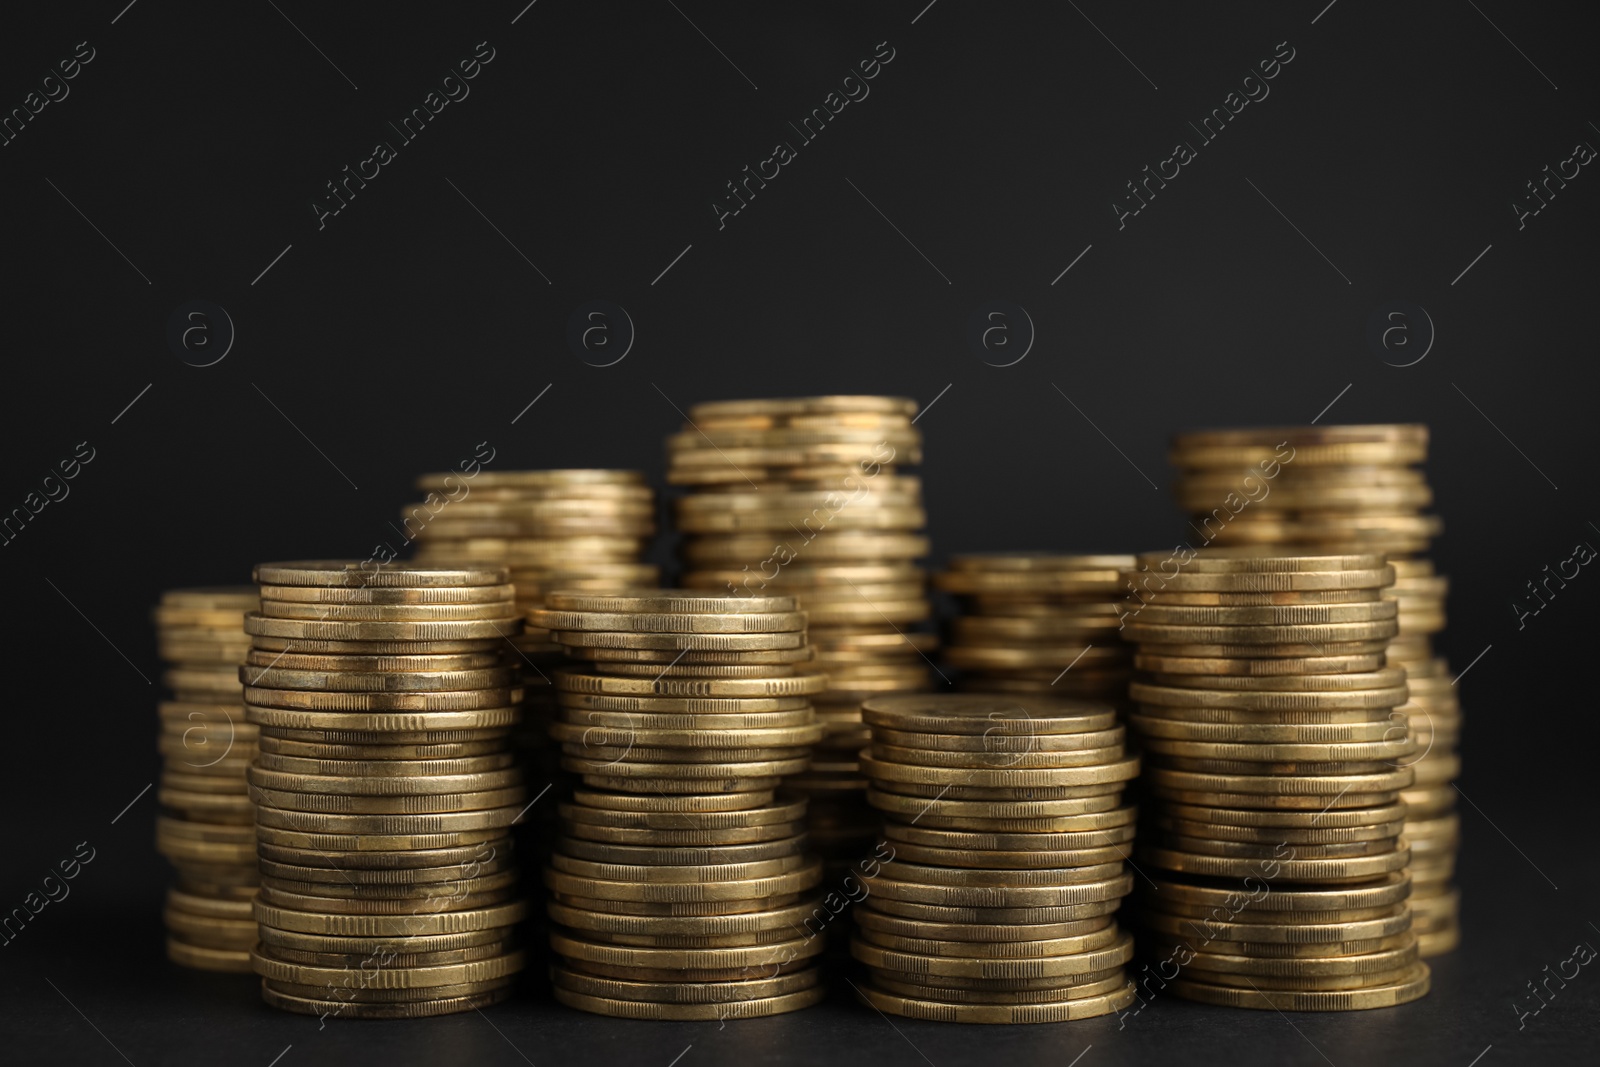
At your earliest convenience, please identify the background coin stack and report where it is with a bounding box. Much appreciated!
[1120,549,1432,1011]
[243,561,529,1019]
[669,395,935,887]
[529,590,830,1019]
[852,693,1141,1023]
[934,555,1136,704]
[1169,424,1460,955]
[154,587,260,973]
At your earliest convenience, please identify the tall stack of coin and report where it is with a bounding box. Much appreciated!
[669,396,935,880]
[243,561,529,1019]
[1169,425,1460,954]
[935,555,1135,703]
[155,587,260,972]
[1121,549,1431,1010]
[852,693,1141,1023]
[530,590,829,1019]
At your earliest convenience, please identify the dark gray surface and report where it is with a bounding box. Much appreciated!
[2,0,1598,1063]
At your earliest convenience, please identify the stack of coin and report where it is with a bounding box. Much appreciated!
[530,590,830,1019]
[155,587,260,972]
[243,561,529,1019]
[1169,425,1460,954]
[852,693,1141,1023]
[935,555,1135,703]
[1120,549,1431,1010]
[669,396,935,880]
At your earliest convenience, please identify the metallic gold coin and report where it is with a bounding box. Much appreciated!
[867,743,1124,771]
[549,722,823,750]
[548,899,815,937]
[1140,844,1409,881]
[548,852,808,884]
[239,666,515,692]
[251,899,526,936]
[1138,738,1414,763]
[553,630,805,651]
[259,601,515,622]
[550,964,818,1002]
[1135,652,1388,675]
[256,854,512,886]
[555,836,805,867]
[868,862,1129,890]
[559,799,806,830]
[582,646,815,665]
[854,979,1137,1023]
[544,590,799,614]
[533,609,807,635]
[556,693,813,714]
[1168,963,1430,1009]
[542,858,823,903]
[550,928,825,969]
[1152,788,1402,811]
[1152,815,1406,845]
[552,984,824,1019]
[253,561,509,588]
[885,843,1131,870]
[258,583,517,605]
[852,930,1134,978]
[864,789,1122,820]
[680,533,929,563]
[245,613,522,641]
[855,908,1113,943]
[870,725,1124,754]
[868,971,1127,1005]
[560,756,809,779]
[859,752,1139,787]
[249,785,524,814]
[1130,715,1403,744]
[245,687,520,711]
[882,822,1136,852]
[1121,569,1395,593]
[561,708,815,731]
[1124,621,1400,646]
[554,672,828,697]
[254,753,513,777]
[858,924,1122,958]
[251,948,523,989]
[256,839,509,870]
[166,938,253,972]
[244,650,501,672]
[593,662,800,679]
[243,706,519,732]
[862,694,1117,736]
[569,789,776,813]
[1135,551,1389,573]
[1143,766,1412,794]
[1143,909,1412,944]
[253,805,525,834]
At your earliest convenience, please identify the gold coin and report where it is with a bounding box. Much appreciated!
[247,764,523,796]
[548,851,807,883]
[161,587,259,611]
[167,938,253,972]
[858,923,1122,958]
[552,985,824,1019]
[862,694,1117,736]
[1121,569,1395,593]
[569,789,776,813]
[560,799,805,830]
[1143,766,1413,795]
[560,755,809,778]
[1136,551,1389,573]
[1140,845,1409,881]
[258,984,512,1017]
[238,666,515,692]
[1131,599,1398,625]
[1130,715,1404,743]
[883,822,1136,852]
[1143,909,1413,944]
[864,788,1122,820]
[252,561,509,588]
[1168,963,1429,1009]
[867,743,1124,771]
[582,646,815,665]
[243,705,519,731]
[854,979,1136,1023]
[851,929,1133,978]
[548,899,816,937]
[1124,621,1399,646]
[253,805,525,834]
[253,826,506,853]
[562,708,814,731]
[864,899,1120,926]
[854,908,1113,943]
[872,725,1126,753]
[681,533,929,563]
[555,835,805,867]
[550,964,818,1002]
[245,613,521,641]
[859,752,1139,787]
[244,650,501,672]
[553,630,807,652]
[549,722,823,750]
[1134,652,1387,675]
[255,839,509,871]
[252,947,523,988]
[867,971,1127,1004]
[1152,815,1406,845]
[534,609,808,634]
[550,928,825,969]
[1130,682,1409,710]
[1138,738,1414,762]
[259,601,515,622]
[258,583,517,605]
[544,590,800,614]
[554,672,827,698]
[542,859,823,903]
[252,899,528,936]
[253,753,513,776]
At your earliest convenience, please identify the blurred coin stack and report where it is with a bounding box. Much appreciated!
[852,694,1141,1023]
[670,395,935,882]
[935,555,1135,703]
[530,590,830,1019]
[243,561,529,1019]
[1121,550,1431,1010]
[155,587,260,973]
[1169,425,1460,955]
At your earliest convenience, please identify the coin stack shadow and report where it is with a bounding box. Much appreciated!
[405,469,660,953]
[243,561,529,1019]
[852,693,1142,1023]
[530,590,830,1019]
[1169,425,1460,955]
[1121,549,1431,1010]
[669,396,936,894]
[935,555,1135,703]
[155,587,260,973]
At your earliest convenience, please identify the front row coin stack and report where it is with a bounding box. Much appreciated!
[1120,550,1431,1010]
[530,590,830,1019]
[155,587,260,972]
[243,561,530,1019]
[853,694,1142,1023]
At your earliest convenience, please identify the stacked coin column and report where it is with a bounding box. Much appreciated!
[530,590,829,1019]
[243,561,529,1019]
[155,587,260,973]
[1121,550,1431,1011]
[1169,424,1460,954]
[670,396,934,880]
[935,555,1135,703]
[852,693,1141,1023]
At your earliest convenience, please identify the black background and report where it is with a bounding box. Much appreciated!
[2,1,1597,1064]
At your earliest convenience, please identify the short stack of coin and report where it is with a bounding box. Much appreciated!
[1169,424,1460,955]
[852,693,1141,1023]
[935,555,1135,703]
[155,587,260,972]
[243,561,529,1019]
[1121,549,1431,1010]
[669,396,935,881]
[530,590,830,1019]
